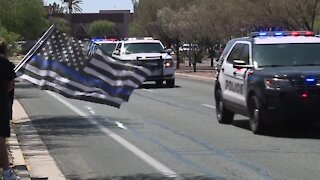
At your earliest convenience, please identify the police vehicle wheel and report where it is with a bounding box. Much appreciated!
[215,89,234,124]
[156,80,163,87]
[248,96,265,134]
[166,79,175,88]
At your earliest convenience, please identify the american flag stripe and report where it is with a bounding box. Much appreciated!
[19,74,124,108]
[94,49,152,76]
[19,63,131,101]
[83,67,141,88]
[87,57,148,83]
[26,57,135,95]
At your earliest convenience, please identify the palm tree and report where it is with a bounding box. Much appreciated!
[60,0,83,14]
[49,2,65,14]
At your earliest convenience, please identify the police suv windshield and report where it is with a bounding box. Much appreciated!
[253,43,320,67]
[124,43,165,54]
[98,43,117,55]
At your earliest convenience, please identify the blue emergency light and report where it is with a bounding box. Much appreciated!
[258,32,268,36]
[306,78,316,82]
[306,77,316,82]
[305,77,317,86]
[274,32,285,36]
[91,38,104,42]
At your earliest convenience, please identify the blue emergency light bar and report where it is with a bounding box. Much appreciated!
[306,77,316,82]
[305,77,317,86]
[90,38,117,42]
[251,31,315,38]
[91,38,104,42]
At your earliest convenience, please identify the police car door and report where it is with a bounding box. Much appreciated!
[112,42,122,60]
[220,42,250,107]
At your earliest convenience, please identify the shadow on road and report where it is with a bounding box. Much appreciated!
[68,173,215,180]
[139,83,181,89]
[233,119,320,139]
[15,80,37,89]
[16,116,217,180]
[17,115,135,136]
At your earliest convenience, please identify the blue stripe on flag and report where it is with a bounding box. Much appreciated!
[30,56,132,97]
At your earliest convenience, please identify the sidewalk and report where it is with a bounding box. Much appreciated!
[7,108,31,180]
[175,59,216,80]
[7,59,216,179]
[8,100,66,180]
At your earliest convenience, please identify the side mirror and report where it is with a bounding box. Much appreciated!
[113,49,120,56]
[233,59,253,68]
[166,48,173,55]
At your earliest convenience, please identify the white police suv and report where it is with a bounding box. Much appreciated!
[214,31,320,134]
[86,38,117,56]
[112,37,175,87]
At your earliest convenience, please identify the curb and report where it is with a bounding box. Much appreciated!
[8,123,31,180]
[11,100,66,180]
[175,72,215,81]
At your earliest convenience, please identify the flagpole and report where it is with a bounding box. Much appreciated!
[14,24,56,72]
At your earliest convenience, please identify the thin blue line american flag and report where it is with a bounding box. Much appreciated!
[16,28,152,108]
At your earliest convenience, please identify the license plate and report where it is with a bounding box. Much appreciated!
[151,69,162,76]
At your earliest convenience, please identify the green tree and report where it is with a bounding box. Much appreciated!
[0,26,21,43]
[157,7,184,68]
[14,0,49,39]
[133,0,196,41]
[53,17,71,34]
[0,0,49,40]
[89,20,116,38]
[128,22,147,37]
[49,2,65,14]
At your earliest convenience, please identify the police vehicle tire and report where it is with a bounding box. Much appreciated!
[166,79,175,88]
[215,89,234,124]
[248,95,266,134]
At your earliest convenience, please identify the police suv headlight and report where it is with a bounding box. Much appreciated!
[264,78,291,90]
[164,59,174,67]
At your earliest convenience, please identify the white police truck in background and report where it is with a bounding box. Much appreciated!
[215,31,320,134]
[86,38,117,57]
[112,37,175,87]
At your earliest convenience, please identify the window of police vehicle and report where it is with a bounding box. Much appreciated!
[98,42,117,55]
[215,31,320,134]
[86,38,117,56]
[124,43,165,54]
[253,43,320,67]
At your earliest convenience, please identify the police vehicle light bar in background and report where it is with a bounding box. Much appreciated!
[90,38,117,42]
[251,31,315,37]
[123,37,154,41]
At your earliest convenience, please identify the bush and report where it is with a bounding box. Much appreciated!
[0,26,22,55]
[89,20,116,38]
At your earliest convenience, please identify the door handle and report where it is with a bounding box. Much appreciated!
[233,71,237,75]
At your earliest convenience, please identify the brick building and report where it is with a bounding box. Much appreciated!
[45,6,133,39]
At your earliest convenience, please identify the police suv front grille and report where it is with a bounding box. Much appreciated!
[140,60,162,67]
[306,78,320,98]
[290,79,303,91]
[290,78,320,98]
[124,59,163,68]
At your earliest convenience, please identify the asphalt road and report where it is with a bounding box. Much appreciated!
[15,76,320,180]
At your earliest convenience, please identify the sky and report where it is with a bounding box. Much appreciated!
[44,0,133,13]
